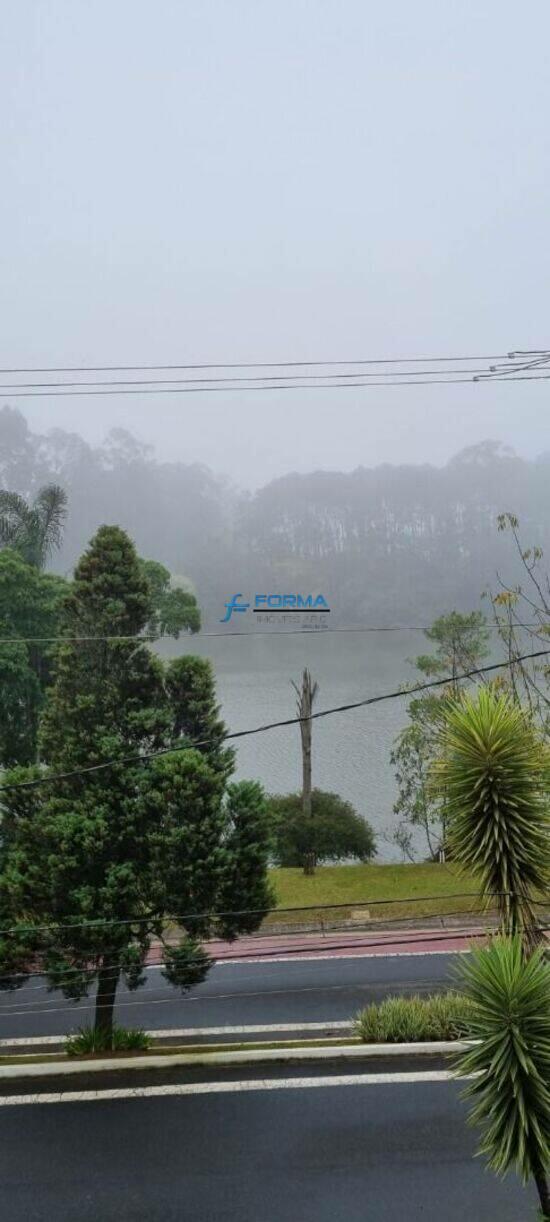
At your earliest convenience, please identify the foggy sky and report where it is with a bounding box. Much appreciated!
[1,0,549,488]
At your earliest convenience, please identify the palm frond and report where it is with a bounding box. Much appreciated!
[0,490,32,552]
[33,485,68,559]
[0,484,68,567]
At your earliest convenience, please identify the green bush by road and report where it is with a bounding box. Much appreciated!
[355,992,474,1043]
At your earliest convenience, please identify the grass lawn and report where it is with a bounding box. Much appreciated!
[265,863,482,926]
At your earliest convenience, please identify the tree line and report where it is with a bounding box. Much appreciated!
[2,407,549,624]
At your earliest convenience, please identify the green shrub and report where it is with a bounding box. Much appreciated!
[354,991,475,1043]
[65,1024,152,1057]
[268,789,376,867]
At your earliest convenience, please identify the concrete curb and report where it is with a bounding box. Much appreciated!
[0,1039,474,1081]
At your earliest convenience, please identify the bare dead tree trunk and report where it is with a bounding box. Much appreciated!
[292,669,318,875]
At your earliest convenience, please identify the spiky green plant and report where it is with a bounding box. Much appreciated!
[457,937,550,1218]
[66,1024,152,1057]
[433,688,550,951]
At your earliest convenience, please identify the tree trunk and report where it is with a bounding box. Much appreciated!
[94,962,120,1047]
[302,715,314,874]
[292,669,318,876]
[533,1162,550,1218]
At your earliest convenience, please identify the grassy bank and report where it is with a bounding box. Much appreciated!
[265,863,482,927]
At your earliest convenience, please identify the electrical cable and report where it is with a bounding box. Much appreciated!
[0,890,502,940]
[0,366,510,391]
[0,622,541,645]
[0,907,496,1006]
[5,373,550,398]
[0,352,522,375]
[0,924,529,1021]
[0,648,548,795]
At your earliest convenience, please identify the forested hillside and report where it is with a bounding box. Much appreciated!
[1,407,548,624]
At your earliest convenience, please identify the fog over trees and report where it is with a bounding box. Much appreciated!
[1,406,549,626]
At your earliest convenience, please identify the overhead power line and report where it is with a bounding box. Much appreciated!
[2,896,548,984]
[3,373,550,398]
[0,890,495,940]
[0,367,506,389]
[0,648,548,795]
[0,905,493,998]
[0,352,522,375]
[475,352,550,381]
[3,924,548,1021]
[0,622,541,645]
[1,348,548,396]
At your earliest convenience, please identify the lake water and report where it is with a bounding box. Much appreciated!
[165,629,428,861]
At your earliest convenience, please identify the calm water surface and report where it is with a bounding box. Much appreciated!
[166,629,427,861]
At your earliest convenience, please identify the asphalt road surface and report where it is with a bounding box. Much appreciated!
[0,1072,534,1220]
[0,951,462,1039]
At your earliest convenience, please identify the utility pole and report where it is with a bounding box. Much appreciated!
[291,668,318,875]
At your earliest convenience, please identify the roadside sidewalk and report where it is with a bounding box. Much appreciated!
[189,920,493,963]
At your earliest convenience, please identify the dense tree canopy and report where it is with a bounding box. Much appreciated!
[139,558,200,638]
[0,550,67,766]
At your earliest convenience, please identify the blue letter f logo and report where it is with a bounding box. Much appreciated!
[220,594,250,623]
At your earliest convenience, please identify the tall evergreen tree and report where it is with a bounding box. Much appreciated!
[165,654,234,778]
[217,782,275,938]
[0,526,271,1043]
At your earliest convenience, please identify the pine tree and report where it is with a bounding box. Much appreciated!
[165,654,234,778]
[217,782,275,938]
[0,526,271,1043]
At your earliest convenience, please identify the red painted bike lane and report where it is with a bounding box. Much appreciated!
[203,925,488,963]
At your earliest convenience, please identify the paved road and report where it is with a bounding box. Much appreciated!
[0,1073,534,1220]
[0,951,462,1039]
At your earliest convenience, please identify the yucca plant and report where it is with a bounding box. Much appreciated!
[433,688,550,952]
[457,937,550,1218]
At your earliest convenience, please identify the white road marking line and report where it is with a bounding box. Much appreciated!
[216,949,467,965]
[0,1070,469,1106]
[0,1021,353,1048]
